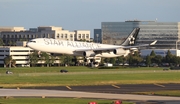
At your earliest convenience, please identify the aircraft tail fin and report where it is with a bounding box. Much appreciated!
[121,28,140,46]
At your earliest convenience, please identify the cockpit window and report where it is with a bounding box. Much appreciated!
[30,41,36,43]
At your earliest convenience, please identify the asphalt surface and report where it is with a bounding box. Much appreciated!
[20,83,180,94]
[1,83,180,104]
[0,89,180,103]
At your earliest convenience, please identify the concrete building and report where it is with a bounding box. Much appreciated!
[1,26,91,45]
[74,30,90,41]
[0,46,33,67]
[101,20,180,49]
[0,27,25,32]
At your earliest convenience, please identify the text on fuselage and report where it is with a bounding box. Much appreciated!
[44,39,101,49]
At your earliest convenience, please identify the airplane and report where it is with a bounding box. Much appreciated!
[27,28,157,59]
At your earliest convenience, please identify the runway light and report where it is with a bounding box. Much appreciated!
[88,102,97,104]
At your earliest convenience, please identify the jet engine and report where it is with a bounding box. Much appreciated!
[113,48,127,55]
[83,51,96,57]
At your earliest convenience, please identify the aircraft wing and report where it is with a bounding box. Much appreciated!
[74,47,119,52]
[74,40,157,52]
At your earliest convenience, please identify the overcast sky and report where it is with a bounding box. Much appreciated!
[0,0,179,37]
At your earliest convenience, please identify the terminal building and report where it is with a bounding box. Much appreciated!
[94,20,180,49]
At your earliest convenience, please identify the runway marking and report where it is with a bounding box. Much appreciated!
[66,86,72,90]
[112,84,120,89]
[154,83,165,87]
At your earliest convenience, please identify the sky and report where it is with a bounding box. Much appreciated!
[0,0,180,37]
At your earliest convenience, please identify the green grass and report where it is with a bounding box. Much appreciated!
[0,98,134,104]
[0,66,180,87]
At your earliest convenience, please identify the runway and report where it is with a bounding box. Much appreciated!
[20,83,180,94]
[0,89,180,101]
[1,84,180,103]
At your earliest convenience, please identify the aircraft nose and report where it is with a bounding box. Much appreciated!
[26,42,29,47]
[26,42,32,48]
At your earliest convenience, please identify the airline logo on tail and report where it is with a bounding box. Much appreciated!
[121,28,140,46]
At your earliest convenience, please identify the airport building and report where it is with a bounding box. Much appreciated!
[95,20,180,49]
[0,46,33,67]
[0,26,91,46]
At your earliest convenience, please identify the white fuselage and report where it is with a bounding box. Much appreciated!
[27,38,130,58]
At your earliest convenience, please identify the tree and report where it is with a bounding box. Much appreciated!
[150,50,156,64]
[154,55,162,66]
[0,38,4,46]
[116,56,124,64]
[132,56,143,65]
[104,58,110,63]
[40,52,50,67]
[150,50,156,57]
[109,58,116,65]
[64,55,73,66]
[4,55,16,67]
[145,55,151,67]
[165,50,173,65]
[29,51,39,67]
[72,56,79,66]
[128,53,133,65]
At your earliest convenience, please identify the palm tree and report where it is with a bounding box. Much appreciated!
[4,55,16,67]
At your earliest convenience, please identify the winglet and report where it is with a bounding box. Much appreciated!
[150,40,157,45]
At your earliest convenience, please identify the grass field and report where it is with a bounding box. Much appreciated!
[0,97,134,104]
[0,66,180,87]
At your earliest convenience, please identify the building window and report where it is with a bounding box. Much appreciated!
[82,34,85,38]
[78,34,81,38]
[65,34,67,38]
[27,34,29,38]
[86,34,89,38]
[57,34,59,38]
[61,34,63,38]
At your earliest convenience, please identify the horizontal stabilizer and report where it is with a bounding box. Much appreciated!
[150,40,157,45]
